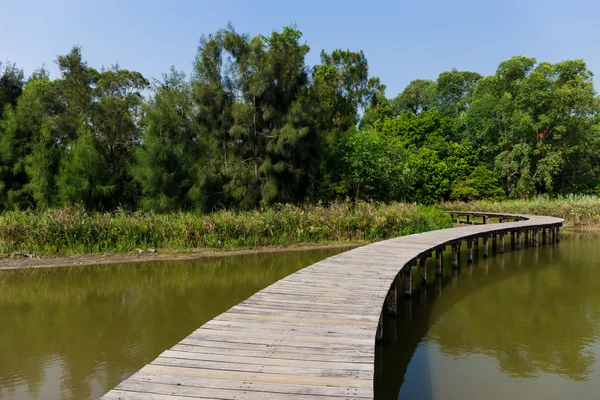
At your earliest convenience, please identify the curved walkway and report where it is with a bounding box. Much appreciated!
[101,212,562,400]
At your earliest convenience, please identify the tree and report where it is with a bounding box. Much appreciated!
[331,129,410,204]
[0,75,54,209]
[450,166,505,201]
[316,49,382,130]
[407,148,450,204]
[91,65,149,207]
[393,79,436,115]
[434,69,481,118]
[131,68,197,212]
[57,122,111,209]
[466,56,599,197]
[0,61,25,118]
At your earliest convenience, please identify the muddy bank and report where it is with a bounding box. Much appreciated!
[0,243,363,271]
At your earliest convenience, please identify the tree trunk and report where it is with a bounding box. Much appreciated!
[354,183,360,206]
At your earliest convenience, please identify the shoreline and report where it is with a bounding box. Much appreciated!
[1,226,597,272]
[0,242,364,271]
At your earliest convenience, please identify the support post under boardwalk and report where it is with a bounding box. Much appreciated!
[492,234,497,252]
[474,237,479,253]
[516,231,522,250]
[549,227,555,244]
[452,243,460,268]
[499,233,505,253]
[483,236,489,258]
[435,248,443,276]
[386,280,397,315]
[556,226,560,242]
[419,256,427,284]
[511,231,516,249]
[403,266,412,297]
[467,239,473,263]
[542,228,547,245]
[533,229,539,247]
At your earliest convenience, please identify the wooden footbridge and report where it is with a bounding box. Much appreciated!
[101,212,562,400]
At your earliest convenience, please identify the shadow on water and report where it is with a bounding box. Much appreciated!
[373,234,600,399]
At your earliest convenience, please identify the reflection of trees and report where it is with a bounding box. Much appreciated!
[0,248,346,399]
[429,255,600,381]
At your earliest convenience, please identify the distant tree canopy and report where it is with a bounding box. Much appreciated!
[1,26,599,212]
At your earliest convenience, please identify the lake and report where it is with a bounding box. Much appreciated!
[2,234,600,399]
[375,233,600,399]
[0,247,350,399]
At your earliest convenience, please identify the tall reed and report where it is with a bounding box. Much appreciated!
[0,202,452,256]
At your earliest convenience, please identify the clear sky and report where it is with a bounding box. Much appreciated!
[1,0,599,97]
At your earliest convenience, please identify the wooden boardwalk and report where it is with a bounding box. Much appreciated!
[101,212,562,400]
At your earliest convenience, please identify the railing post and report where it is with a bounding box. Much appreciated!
[483,216,487,224]
[466,215,470,224]
[435,248,443,276]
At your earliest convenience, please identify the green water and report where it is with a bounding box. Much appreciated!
[0,247,350,400]
[376,233,600,400]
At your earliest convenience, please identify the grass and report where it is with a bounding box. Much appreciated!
[443,194,600,228]
[0,202,453,256]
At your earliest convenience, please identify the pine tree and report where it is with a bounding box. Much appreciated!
[57,122,112,209]
[131,68,197,212]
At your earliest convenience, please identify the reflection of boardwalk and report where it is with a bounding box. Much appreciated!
[101,212,562,399]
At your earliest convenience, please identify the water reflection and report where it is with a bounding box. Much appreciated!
[375,234,600,400]
[0,247,350,400]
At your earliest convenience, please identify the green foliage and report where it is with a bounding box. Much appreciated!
[57,123,113,209]
[450,166,506,201]
[0,30,599,217]
[466,57,599,196]
[331,129,410,203]
[132,68,197,212]
[408,148,450,204]
[0,61,25,118]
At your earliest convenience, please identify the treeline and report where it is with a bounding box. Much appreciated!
[1,25,599,212]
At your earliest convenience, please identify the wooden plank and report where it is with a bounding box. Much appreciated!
[139,364,373,389]
[128,373,372,398]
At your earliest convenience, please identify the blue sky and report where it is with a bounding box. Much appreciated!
[1,0,598,97]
